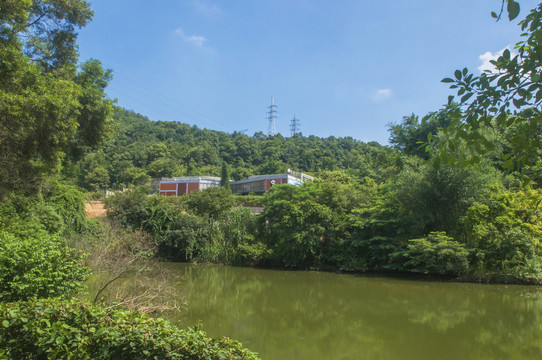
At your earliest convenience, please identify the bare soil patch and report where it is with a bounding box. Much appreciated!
[85,201,106,218]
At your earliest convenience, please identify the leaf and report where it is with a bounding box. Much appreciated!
[507,0,520,21]
[491,11,498,18]
[442,78,455,83]
[461,93,474,103]
[2,320,9,328]
[455,70,462,80]
[503,159,514,170]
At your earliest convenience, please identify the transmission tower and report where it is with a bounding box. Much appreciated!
[290,114,301,136]
[267,96,278,136]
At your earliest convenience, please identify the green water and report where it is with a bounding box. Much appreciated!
[102,263,542,359]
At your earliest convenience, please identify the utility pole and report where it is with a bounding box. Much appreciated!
[267,96,278,136]
[290,114,301,136]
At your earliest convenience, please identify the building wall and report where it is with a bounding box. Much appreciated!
[160,183,177,191]
[177,183,187,196]
[265,178,286,191]
[159,182,177,196]
[187,183,199,194]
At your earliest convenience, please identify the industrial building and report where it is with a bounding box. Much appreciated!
[159,176,221,196]
[158,170,313,196]
[230,171,313,194]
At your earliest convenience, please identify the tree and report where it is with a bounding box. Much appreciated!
[220,161,231,189]
[432,1,542,173]
[185,187,236,219]
[0,0,93,72]
[68,59,114,161]
[0,0,111,196]
[388,105,458,159]
[0,49,81,195]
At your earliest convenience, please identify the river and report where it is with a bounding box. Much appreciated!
[92,262,542,359]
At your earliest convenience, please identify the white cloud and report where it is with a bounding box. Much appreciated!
[478,46,517,73]
[372,88,393,102]
[174,28,207,47]
[193,0,222,17]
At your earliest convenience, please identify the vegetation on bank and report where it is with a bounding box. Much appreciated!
[105,162,542,283]
[0,185,259,359]
[0,0,258,358]
[1,0,542,357]
[0,298,258,360]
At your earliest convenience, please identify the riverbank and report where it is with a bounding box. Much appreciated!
[90,261,542,360]
[102,185,542,286]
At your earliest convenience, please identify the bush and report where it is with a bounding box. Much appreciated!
[0,182,90,236]
[0,230,90,302]
[395,232,469,276]
[457,187,542,281]
[185,187,236,219]
[105,187,150,230]
[46,181,90,234]
[105,189,262,264]
[0,297,259,359]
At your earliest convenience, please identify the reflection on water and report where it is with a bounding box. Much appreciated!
[97,263,542,360]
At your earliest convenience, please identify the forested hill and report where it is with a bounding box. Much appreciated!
[76,107,398,191]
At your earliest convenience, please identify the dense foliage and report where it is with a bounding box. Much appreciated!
[106,188,263,265]
[74,107,397,190]
[3,1,542,358]
[0,229,89,302]
[430,0,542,174]
[0,298,258,359]
[0,1,259,358]
[0,0,113,197]
[105,160,542,282]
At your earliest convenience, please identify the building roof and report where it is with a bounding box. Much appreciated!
[160,176,221,183]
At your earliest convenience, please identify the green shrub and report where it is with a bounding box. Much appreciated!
[395,232,469,276]
[0,230,90,301]
[105,189,262,264]
[0,182,89,236]
[185,187,236,219]
[0,298,259,359]
[105,187,150,230]
[458,187,542,281]
[46,181,89,234]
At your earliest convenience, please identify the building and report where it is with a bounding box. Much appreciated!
[158,170,313,196]
[159,176,221,196]
[230,170,313,194]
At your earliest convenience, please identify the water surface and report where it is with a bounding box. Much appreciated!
[107,263,542,359]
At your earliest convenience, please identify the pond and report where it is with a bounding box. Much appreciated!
[94,263,542,359]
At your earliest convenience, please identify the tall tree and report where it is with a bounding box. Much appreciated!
[388,105,458,159]
[220,162,231,190]
[0,0,111,196]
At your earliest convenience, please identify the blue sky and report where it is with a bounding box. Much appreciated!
[78,0,539,144]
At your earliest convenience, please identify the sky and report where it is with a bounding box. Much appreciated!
[77,0,540,145]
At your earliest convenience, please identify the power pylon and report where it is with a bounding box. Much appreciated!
[290,114,301,136]
[267,96,278,136]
